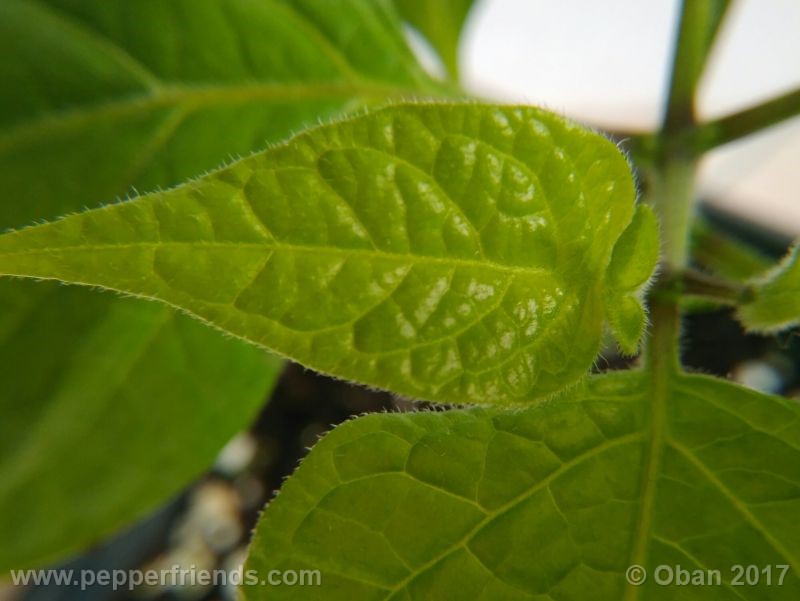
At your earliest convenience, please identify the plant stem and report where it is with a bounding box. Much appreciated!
[640,0,733,370]
[663,0,732,132]
[641,156,698,370]
[648,291,682,383]
[690,87,800,151]
[645,159,699,270]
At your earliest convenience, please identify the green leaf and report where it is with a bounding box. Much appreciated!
[243,370,800,599]
[0,103,643,405]
[606,205,660,292]
[393,0,476,79]
[737,243,800,333]
[0,0,433,569]
[606,295,648,356]
[0,0,436,216]
[605,204,660,355]
[0,294,282,571]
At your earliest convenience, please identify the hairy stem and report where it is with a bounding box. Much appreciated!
[645,159,699,270]
[642,159,696,372]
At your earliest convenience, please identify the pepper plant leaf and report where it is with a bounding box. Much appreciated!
[243,370,800,599]
[0,0,434,570]
[0,294,282,571]
[0,104,646,405]
[604,204,660,355]
[0,0,437,210]
[737,242,800,333]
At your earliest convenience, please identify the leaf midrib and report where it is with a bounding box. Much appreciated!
[623,312,672,601]
[0,240,554,278]
[24,0,413,97]
[0,81,421,154]
[4,0,435,154]
[623,321,800,598]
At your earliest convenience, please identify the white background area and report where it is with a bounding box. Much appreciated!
[454,0,800,236]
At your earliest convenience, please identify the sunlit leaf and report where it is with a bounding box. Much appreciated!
[0,0,434,569]
[0,104,644,405]
[605,204,659,354]
[244,370,800,599]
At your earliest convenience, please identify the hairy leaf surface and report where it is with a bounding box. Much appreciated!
[605,204,660,355]
[243,371,800,599]
[0,104,643,405]
[0,0,433,569]
[738,243,800,333]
